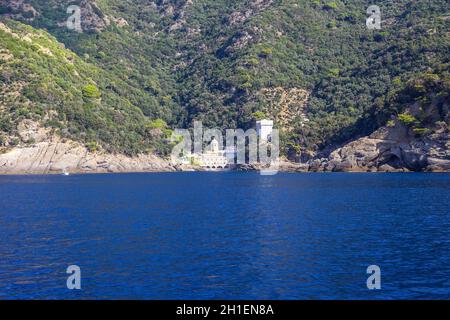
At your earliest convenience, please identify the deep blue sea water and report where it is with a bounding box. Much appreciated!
[0,172,449,300]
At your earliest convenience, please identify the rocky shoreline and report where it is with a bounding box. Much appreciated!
[0,124,175,174]
[309,124,450,173]
[236,124,450,173]
[0,141,176,174]
[1,121,449,175]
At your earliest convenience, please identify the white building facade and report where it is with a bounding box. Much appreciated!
[198,138,230,169]
[178,120,274,169]
[256,119,274,141]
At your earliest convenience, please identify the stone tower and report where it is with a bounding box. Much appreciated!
[210,137,219,153]
[256,119,274,141]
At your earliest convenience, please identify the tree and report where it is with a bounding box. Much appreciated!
[82,84,101,99]
[397,114,418,126]
[252,111,267,121]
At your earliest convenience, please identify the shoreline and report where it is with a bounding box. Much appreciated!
[2,124,449,175]
[1,166,449,176]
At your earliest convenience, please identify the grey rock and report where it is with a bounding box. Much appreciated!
[308,125,450,173]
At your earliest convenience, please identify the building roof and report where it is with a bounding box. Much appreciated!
[256,119,274,125]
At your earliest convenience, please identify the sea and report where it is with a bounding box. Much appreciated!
[0,172,449,299]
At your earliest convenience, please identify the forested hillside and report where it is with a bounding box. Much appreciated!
[1,0,449,159]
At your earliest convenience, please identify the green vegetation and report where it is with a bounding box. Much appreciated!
[0,134,6,146]
[412,127,430,137]
[147,119,168,130]
[82,84,101,99]
[85,141,100,152]
[0,0,449,158]
[323,2,339,11]
[398,114,418,126]
[252,111,267,121]
[386,120,395,128]
[0,19,166,156]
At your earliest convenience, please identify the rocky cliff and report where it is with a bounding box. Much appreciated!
[308,124,450,173]
[0,121,174,174]
[2,117,450,174]
[0,142,175,174]
[2,131,450,174]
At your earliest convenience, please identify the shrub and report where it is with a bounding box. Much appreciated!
[397,113,418,126]
[85,141,99,152]
[163,128,173,139]
[10,137,20,146]
[45,119,62,128]
[246,57,259,66]
[252,111,266,120]
[323,2,338,10]
[239,82,252,90]
[82,84,101,99]
[328,68,340,78]
[0,135,6,146]
[392,77,402,86]
[413,127,430,137]
[147,119,167,130]
[259,47,273,58]
[386,120,395,127]
[423,73,440,86]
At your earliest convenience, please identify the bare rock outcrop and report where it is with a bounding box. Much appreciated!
[77,0,109,33]
[0,121,175,174]
[311,124,450,172]
[54,0,129,33]
[0,0,39,21]
[0,140,175,174]
[227,0,274,25]
[259,87,310,131]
